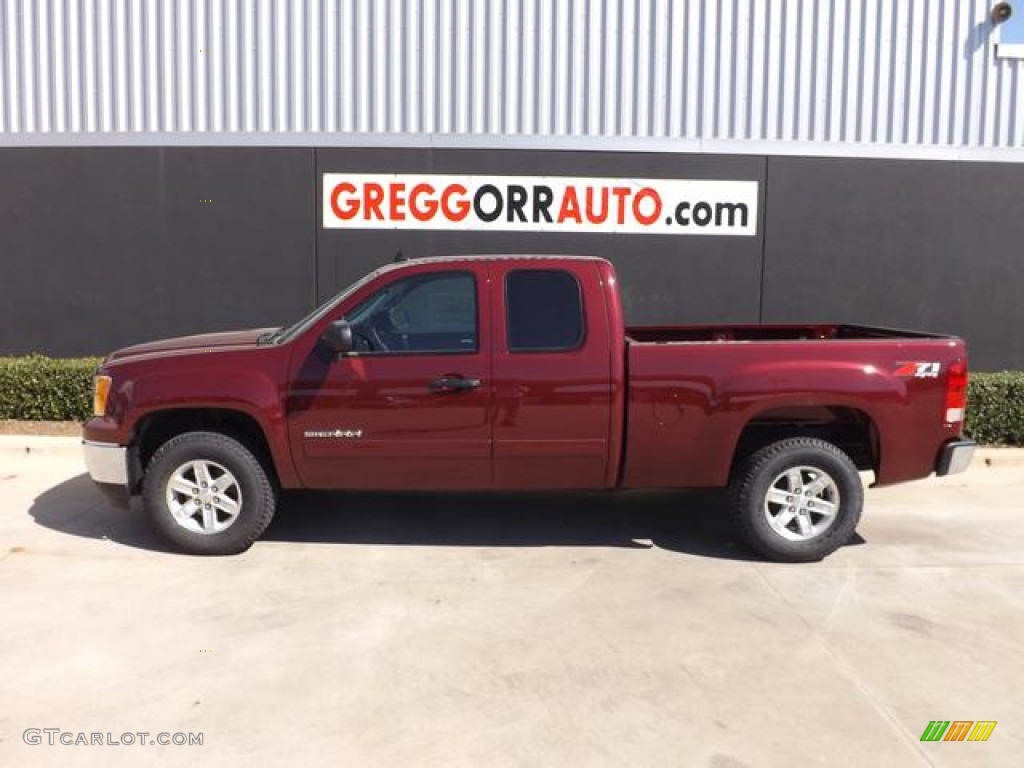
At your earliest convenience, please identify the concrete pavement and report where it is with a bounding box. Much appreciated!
[1,436,1022,767]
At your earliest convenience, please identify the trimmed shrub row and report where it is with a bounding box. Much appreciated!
[0,355,102,422]
[0,356,1021,445]
[964,371,1024,446]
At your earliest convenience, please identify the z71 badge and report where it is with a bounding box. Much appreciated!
[894,362,941,378]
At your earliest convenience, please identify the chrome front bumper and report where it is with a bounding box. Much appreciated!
[936,439,977,476]
[82,440,129,485]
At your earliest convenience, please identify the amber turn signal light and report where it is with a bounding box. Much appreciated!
[93,375,112,417]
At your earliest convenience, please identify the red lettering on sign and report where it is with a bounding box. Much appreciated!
[441,184,470,221]
[389,183,407,221]
[364,183,385,220]
[632,187,662,225]
[330,182,359,221]
[611,187,631,225]
[557,187,583,224]
[585,187,609,224]
[409,183,438,221]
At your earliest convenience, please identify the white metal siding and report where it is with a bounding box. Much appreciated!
[0,0,1022,155]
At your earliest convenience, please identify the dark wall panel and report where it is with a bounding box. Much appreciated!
[315,148,766,326]
[0,148,160,357]
[155,149,316,340]
[762,157,1024,370]
[0,148,314,357]
[0,146,1020,371]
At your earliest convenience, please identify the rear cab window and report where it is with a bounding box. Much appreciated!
[505,269,585,352]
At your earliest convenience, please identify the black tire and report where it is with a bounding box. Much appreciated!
[142,431,277,555]
[729,437,863,563]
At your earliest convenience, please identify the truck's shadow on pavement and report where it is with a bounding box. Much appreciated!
[263,488,758,560]
[27,475,175,552]
[30,474,862,561]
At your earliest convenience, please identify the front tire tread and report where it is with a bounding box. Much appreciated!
[142,431,276,555]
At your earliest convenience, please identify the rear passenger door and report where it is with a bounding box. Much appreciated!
[490,261,615,489]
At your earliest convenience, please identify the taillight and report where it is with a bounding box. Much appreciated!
[944,361,968,426]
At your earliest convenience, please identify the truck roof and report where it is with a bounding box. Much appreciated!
[396,254,608,266]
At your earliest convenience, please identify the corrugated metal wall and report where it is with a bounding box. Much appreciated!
[0,0,1021,151]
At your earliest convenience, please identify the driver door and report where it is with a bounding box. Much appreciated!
[287,266,493,490]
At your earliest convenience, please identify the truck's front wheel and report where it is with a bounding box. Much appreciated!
[143,431,277,555]
[730,437,863,562]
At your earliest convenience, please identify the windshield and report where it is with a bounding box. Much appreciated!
[269,269,384,345]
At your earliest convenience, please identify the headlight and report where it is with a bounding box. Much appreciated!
[93,375,112,417]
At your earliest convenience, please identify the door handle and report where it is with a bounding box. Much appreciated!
[430,376,482,394]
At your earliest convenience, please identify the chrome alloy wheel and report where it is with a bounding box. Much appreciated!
[763,465,840,542]
[165,460,243,535]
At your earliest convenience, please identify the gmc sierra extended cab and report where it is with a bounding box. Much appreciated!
[83,255,975,561]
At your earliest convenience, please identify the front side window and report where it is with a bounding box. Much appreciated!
[505,269,585,352]
[346,271,477,354]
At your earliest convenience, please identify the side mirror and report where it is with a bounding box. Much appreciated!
[322,319,353,356]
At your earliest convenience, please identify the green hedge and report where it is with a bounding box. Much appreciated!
[0,355,102,422]
[964,371,1024,446]
[0,356,1022,445]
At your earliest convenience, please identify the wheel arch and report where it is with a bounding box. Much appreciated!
[730,405,880,481]
[133,408,281,492]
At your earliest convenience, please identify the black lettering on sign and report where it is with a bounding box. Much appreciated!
[533,185,554,223]
[507,185,528,222]
[715,202,749,227]
[473,185,503,222]
[692,201,713,226]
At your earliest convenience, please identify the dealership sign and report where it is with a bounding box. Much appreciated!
[323,174,758,236]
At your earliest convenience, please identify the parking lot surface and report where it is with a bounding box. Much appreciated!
[1,436,1021,767]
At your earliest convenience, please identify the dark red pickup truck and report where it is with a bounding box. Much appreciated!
[83,255,975,561]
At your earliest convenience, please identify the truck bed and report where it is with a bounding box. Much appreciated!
[621,324,966,490]
[626,323,947,344]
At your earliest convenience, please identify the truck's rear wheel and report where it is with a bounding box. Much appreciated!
[143,431,276,555]
[730,437,862,562]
